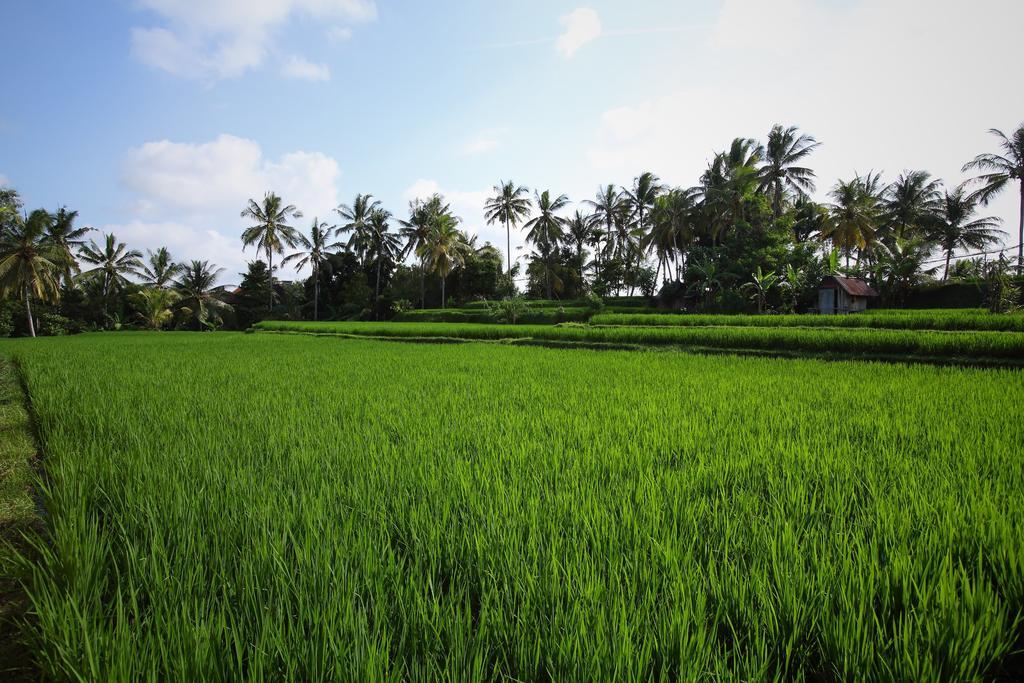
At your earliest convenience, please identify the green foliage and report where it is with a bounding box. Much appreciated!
[3,333,1022,679]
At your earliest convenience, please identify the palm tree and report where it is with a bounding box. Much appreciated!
[77,233,143,322]
[584,184,626,262]
[962,123,1024,274]
[47,207,91,283]
[484,181,532,281]
[523,190,570,298]
[930,187,1004,280]
[175,260,231,330]
[824,173,884,268]
[400,195,453,308]
[133,287,179,330]
[882,170,943,240]
[740,267,780,314]
[282,217,341,320]
[646,188,698,282]
[335,193,382,265]
[240,192,303,309]
[418,214,470,308]
[624,172,664,284]
[138,247,183,288]
[565,210,596,283]
[363,209,401,301]
[759,124,820,219]
[0,212,65,337]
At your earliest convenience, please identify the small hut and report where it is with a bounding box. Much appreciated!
[817,276,878,314]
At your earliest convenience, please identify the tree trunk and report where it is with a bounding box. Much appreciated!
[24,287,35,338]
[441,275,446,309]
[268,250,275,311]
[375,256,382,299]
[1018,183,1023,277]
[505,219,511,286]
[313,264,319,321]
[419,256,426,308]
[943,250,952,281]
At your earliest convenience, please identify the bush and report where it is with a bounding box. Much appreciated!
[37,313,77,336]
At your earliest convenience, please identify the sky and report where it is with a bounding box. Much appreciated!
[2,0,1023,285]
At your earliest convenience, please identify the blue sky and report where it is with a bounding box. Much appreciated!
[2,0,1022,282]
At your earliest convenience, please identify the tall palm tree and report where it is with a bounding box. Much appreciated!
[824,174,883,268]
[962,123,1024,274]
[584,184,626,263]
[282,217,341,321]
[77,233,143,322]
[882,170,943,240]
[624,172,664,258]
[417,214,470,308]
[0,212,65,337]
[138,247,182,288]
[240,192,303,309]
[362,209,401,301]
[646,188,698,282]
[47,207,91,283]
[523,190,570,299]
[400,194,453,308]
[930,187,1004,280]
[484,181,532,281]
[335,193,382,265]
[565,210,596,283]
[759,124,820,219]
[175,260,231,330]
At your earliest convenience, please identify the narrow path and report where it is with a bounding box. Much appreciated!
[0,358,41,681]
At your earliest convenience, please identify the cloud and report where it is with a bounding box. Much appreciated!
[556,7,602,58]
[280,55,331,82]
[583,0,1024,242]
[118,134,342,279]
[0,174,9,187]
[326,26,353,42]
[459,130,502,156]
[131,0,376,80]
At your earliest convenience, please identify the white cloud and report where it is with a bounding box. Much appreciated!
[326,26,353,42]
[0,174,9,187]
[131,0,376,80]
[459,130,502,156]
[118,134,342,279]
[584,0,1024,244]
[280,55,331,81]
[556,7,602,58]
[402,178,506,245]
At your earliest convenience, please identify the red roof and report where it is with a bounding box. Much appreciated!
[820,276,878,297]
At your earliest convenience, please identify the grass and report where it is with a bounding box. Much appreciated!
[254,320,1024,363]
[1,331,1022,679]
[592,309,1024,332]
[0,358,41,681]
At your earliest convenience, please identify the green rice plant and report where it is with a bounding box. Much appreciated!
[591,309,1024,332]
[2,333,1022,680]
[254,320,1024,361]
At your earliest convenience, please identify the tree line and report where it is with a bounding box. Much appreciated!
[1,122,1022,335]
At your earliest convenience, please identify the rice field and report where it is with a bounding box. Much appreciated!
[254,320,1024,363]
[591,309,1024,332]
[2,331,1023,680]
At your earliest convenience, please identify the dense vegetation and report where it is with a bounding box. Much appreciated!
[2,333,1021,679]
[2,123,1023,336]
[255,320,1024,363]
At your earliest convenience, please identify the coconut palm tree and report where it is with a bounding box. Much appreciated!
[335,193,382,265]
[584,184,625,262]
[77,233,143,323]
[930,187,1004,280]
[47,207,91,283]
[418,214,470,308]
[175,260,231,330]
[0,211,65,337]
[362,209,401,301]
[484,181,532,281]
[647,188,698,282]
[138,247,182,288]
[133,287,179,330]
[759,124,820,219]
[882,170,943,240]
[824,173,884,268]
[962,123,1024,274]
[282,218,341,321]
[240,192,303,309]
[624,172,664,271]
[400,194,453,308]
[565,210,596,283]
[523,190,570,299]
